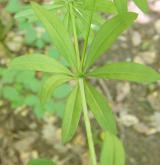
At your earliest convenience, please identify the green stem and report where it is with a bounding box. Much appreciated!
[81,0,96,70]
[69,2,81,72]
[79,78,97,165]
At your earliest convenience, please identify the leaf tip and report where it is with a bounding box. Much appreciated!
[30,1,39,10]
[61,135,69,145]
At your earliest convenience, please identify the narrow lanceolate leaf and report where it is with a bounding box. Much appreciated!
[83,0,96,31]
[9,54,71,75]
[27,159,56,165]
[31,2,77,68]
[84,0,95,9]
[85,12,137,69]
[114,136,125,165]
[62,84,82,144]
[95,0,117,14]
[85,82,117,134]
[85,0,117,14]
[40,75,71,104]
[100,132,125,165]
[15,4,63,20]
[88,62,160,83]
[114,0,128,13]
[100,132,114,165]
[133,0,148,12]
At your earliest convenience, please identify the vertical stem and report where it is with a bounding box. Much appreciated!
[81,18,92,69]
[81,0,96,70]
[69,2,81,71]
[79,78,97,165]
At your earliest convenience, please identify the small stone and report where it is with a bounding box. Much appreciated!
[121,43,128,49]
[6,32,23,52]
[112,103,124,113]
[116,82,130,102]
[154,20,160,34]
[73,132,85,147]
[134,123,157,135]
[43,116,57,124]
[14,132,38,152]
[20,152,30,163]
[153,34,160,41]
[82,152,91,165]
[150,112,160,132]
[134,56,144,64]
[147,92,160,111]
[36,27,45,38]
[31,150,39,159]
[119,36,127,42]
[55,128,62,143]
[134,51,156,64]
[150,1,160,13]
[119,112,139,127]
[42,123,56,144]
[29,123,37,130]
[132,31,142,46]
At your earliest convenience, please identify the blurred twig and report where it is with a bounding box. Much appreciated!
[98,79,113,102]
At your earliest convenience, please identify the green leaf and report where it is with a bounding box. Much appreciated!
[95,0,117,14]
[48,47,59,59]
[54,84,72,98]
[40,75,71,104]
[133,0,148,12]
[24,95,39,107]
[3,86,21,101]
[5,0,21,13]
[88,62,160,83]
[53,102,65,118]
[31,2,77,68]
[15,3,63,20]
[0,67,5,77]
[114,136,125,165]
[16,71,41,93]
[100,132,114,165]
[9,54,71,75]
[27,159,56,165]
[85,82,117,134]
[1,69,17,83]
[113,0,128,13]
[84,0,117,14]
[100,132,125,165]
[62,84,82,144]
[85,12,137,69]
[35,39,45,49]
[25,27,37,44]
[82,0,96,38]
[84,0,95,8]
